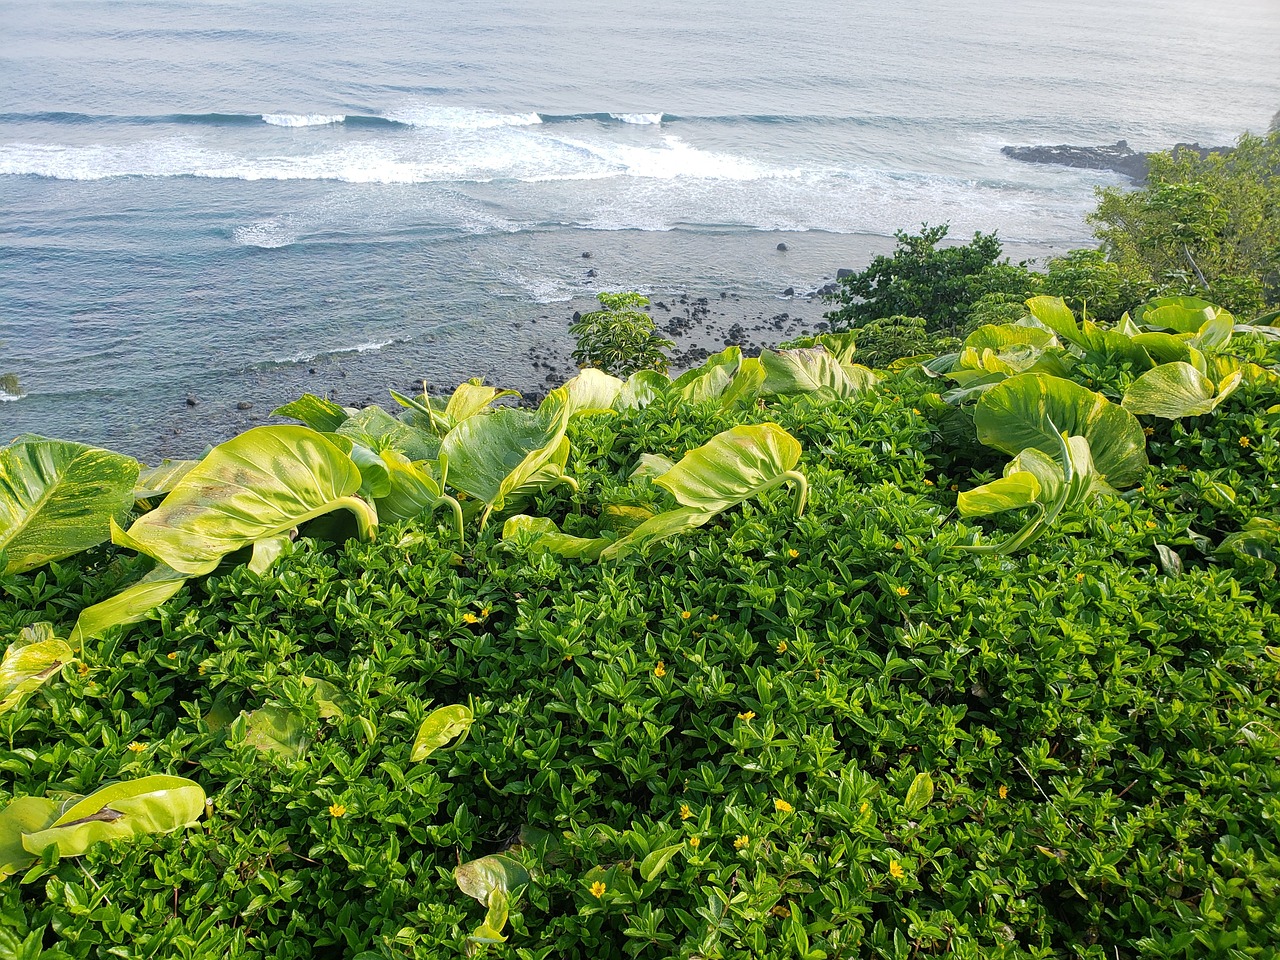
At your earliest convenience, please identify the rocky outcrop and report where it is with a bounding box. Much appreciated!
[1001,139,1231,183]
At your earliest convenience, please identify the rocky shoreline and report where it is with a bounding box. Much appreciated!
[1001,139,1231,182]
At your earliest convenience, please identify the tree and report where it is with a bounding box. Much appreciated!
[824,224,1036,334]
[569,292,673,378]
[1089,131,1280,316]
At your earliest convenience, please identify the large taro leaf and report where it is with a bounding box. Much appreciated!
[719,356,766,410]
[112,425,376,576]
[760,347,875,399]
[1132,297,1234,349]
[974,374,1148,488]
[374,451,463,542]
[670,346,741,403]
[0,796,61,879]
[0,436,140,575]
[133,459,200,502]
[615,370,670,411]
[411,703,475,762]
[21,776,205,860]
[963,323,1056,353]
[272,393,351,433]
[68,564,188,649]
[0,626,73,715]
[336,405,440,462]
[598,506,714,560]
[956,471,1041,518]
[444,381,520,428]
[501,515,610,560]
[555,369,623,419]
[654,423,805,514]
[1123,362,1244,419]
[441,388,573,524]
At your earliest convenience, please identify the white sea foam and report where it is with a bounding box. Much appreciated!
[271,338,402,365]
[383,104,542,130]
[498,270,575,304]
[262,113,346,127]
[0,389,23,402]
[232,219,299,248]
[610,113,664,125]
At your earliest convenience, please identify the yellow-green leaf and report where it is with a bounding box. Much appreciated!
[411,704,475,762]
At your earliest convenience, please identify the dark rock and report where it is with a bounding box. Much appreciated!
[836,268,853,280]
[572,311,581,321]
[776,242,788,251]
[236,401,253,411]
[581,252,592,259]
[782,287,795,297]
[585,268,597,278]
[1001,139,1232,183]
[185,394,199,407]
[309,367,317,375]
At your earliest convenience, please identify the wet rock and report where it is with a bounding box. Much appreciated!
[185,394,199,407]
[236,400,253,411]
[586,268,597,278]
[581,251,592,259]
[781,287,795,297]
[776,242,788,251]
[836,268,853,280]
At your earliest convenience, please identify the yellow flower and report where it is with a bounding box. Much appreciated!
[654,660,667,678]
[198,664,207,675]
[734,835,750,850]
[998,785,1008,799]
[1239,436,1251,448]
[329,803,346,818]
[589,880,606,898]
[774,798,794,814]
[127,741,146,753]
[922,478,935,486]
[681,610,691,620]
[889,860,905,880]
[775,640,788,653]
[893,541,903,550]
[461,612,479,624]
[680,804,692,821]
[709,614,719,622]
[1143,426,1155,437]
[564,653,573,661]
[1075,572,1085,584]
[859,801,870,815]
[894,586,909,597]
[77,662,89,677]
[480,606,491,618]
[1146,520,1157,529]
[167,652,177,660]
[949,483,959,491]
[788,548,799,559]
[738,710,756,721]
[688,836,700,849]
[912,408,921,415]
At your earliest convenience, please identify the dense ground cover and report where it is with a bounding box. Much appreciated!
[3,293,1280,958]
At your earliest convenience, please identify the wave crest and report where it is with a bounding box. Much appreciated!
[262,113,346,127]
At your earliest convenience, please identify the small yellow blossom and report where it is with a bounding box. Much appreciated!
[461,612,479,624]
[167,652,177,660]
[78,662,89,677]
[680,804,692,821]
[998,785,1008,799]
[329,803,346,818]
[1146,520,1157,529]
[738,710,756,721]
[775,640,788,653]
[709,614,719,622]
[774,798,794,814]
[859,801,870,814]
[681,610,691,620]
[564,653,573,661]
[894,586,909,597]
[589,880,606,898]
[1143,426,1155,437]
[922,478,935,486]
[127,741,146,753]
[1239,436,1252,448]
[912,408,921,415]
[888,860,905,880]
[198,664,207,675]
[893,541,903,550]
[949,483,959,491]
[654,660,667,678]
[788,548,799,559]
[734,835,750,850]
[480,606,491,618]
[1075,572,1085,584]
[688,836,700,849]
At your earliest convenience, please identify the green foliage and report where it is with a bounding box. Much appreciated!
[569,292,674,378]
[1089,131,1280,316]
[824,225,1036,334]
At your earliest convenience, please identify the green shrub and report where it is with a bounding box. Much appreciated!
[569,292,673,377]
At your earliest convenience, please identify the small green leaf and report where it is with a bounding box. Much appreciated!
[638,843,685,881]
[411,704,475,762]
[903,771,934,815]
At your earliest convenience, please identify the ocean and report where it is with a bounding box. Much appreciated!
[2,0,1278,459]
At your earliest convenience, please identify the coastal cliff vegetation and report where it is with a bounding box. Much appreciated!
[2,137,1280,959]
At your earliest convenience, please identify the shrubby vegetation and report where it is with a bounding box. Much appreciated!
[3,134,1280,959]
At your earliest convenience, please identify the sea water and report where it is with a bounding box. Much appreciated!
[1,0,1278,458]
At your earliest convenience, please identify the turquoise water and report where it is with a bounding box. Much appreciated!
[2,0,1278,457]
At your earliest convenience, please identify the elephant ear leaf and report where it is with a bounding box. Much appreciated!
[272,393,351,432]
[655,423,806,515]
[760,347,873,398]
[68,564,188,650]
[615,370,669,411]
[670,347,741,402]
[134,459,201,502]
[411,703,475,762]
[555,369,623,418]
[0,437,140,575]
[112,425,377,576]
[444,382,520,428]
[21,775,206,860]
[0,629,74,715]
[974,374,1148,488]
[1122,362,1243,419]
[0,796,62,879]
